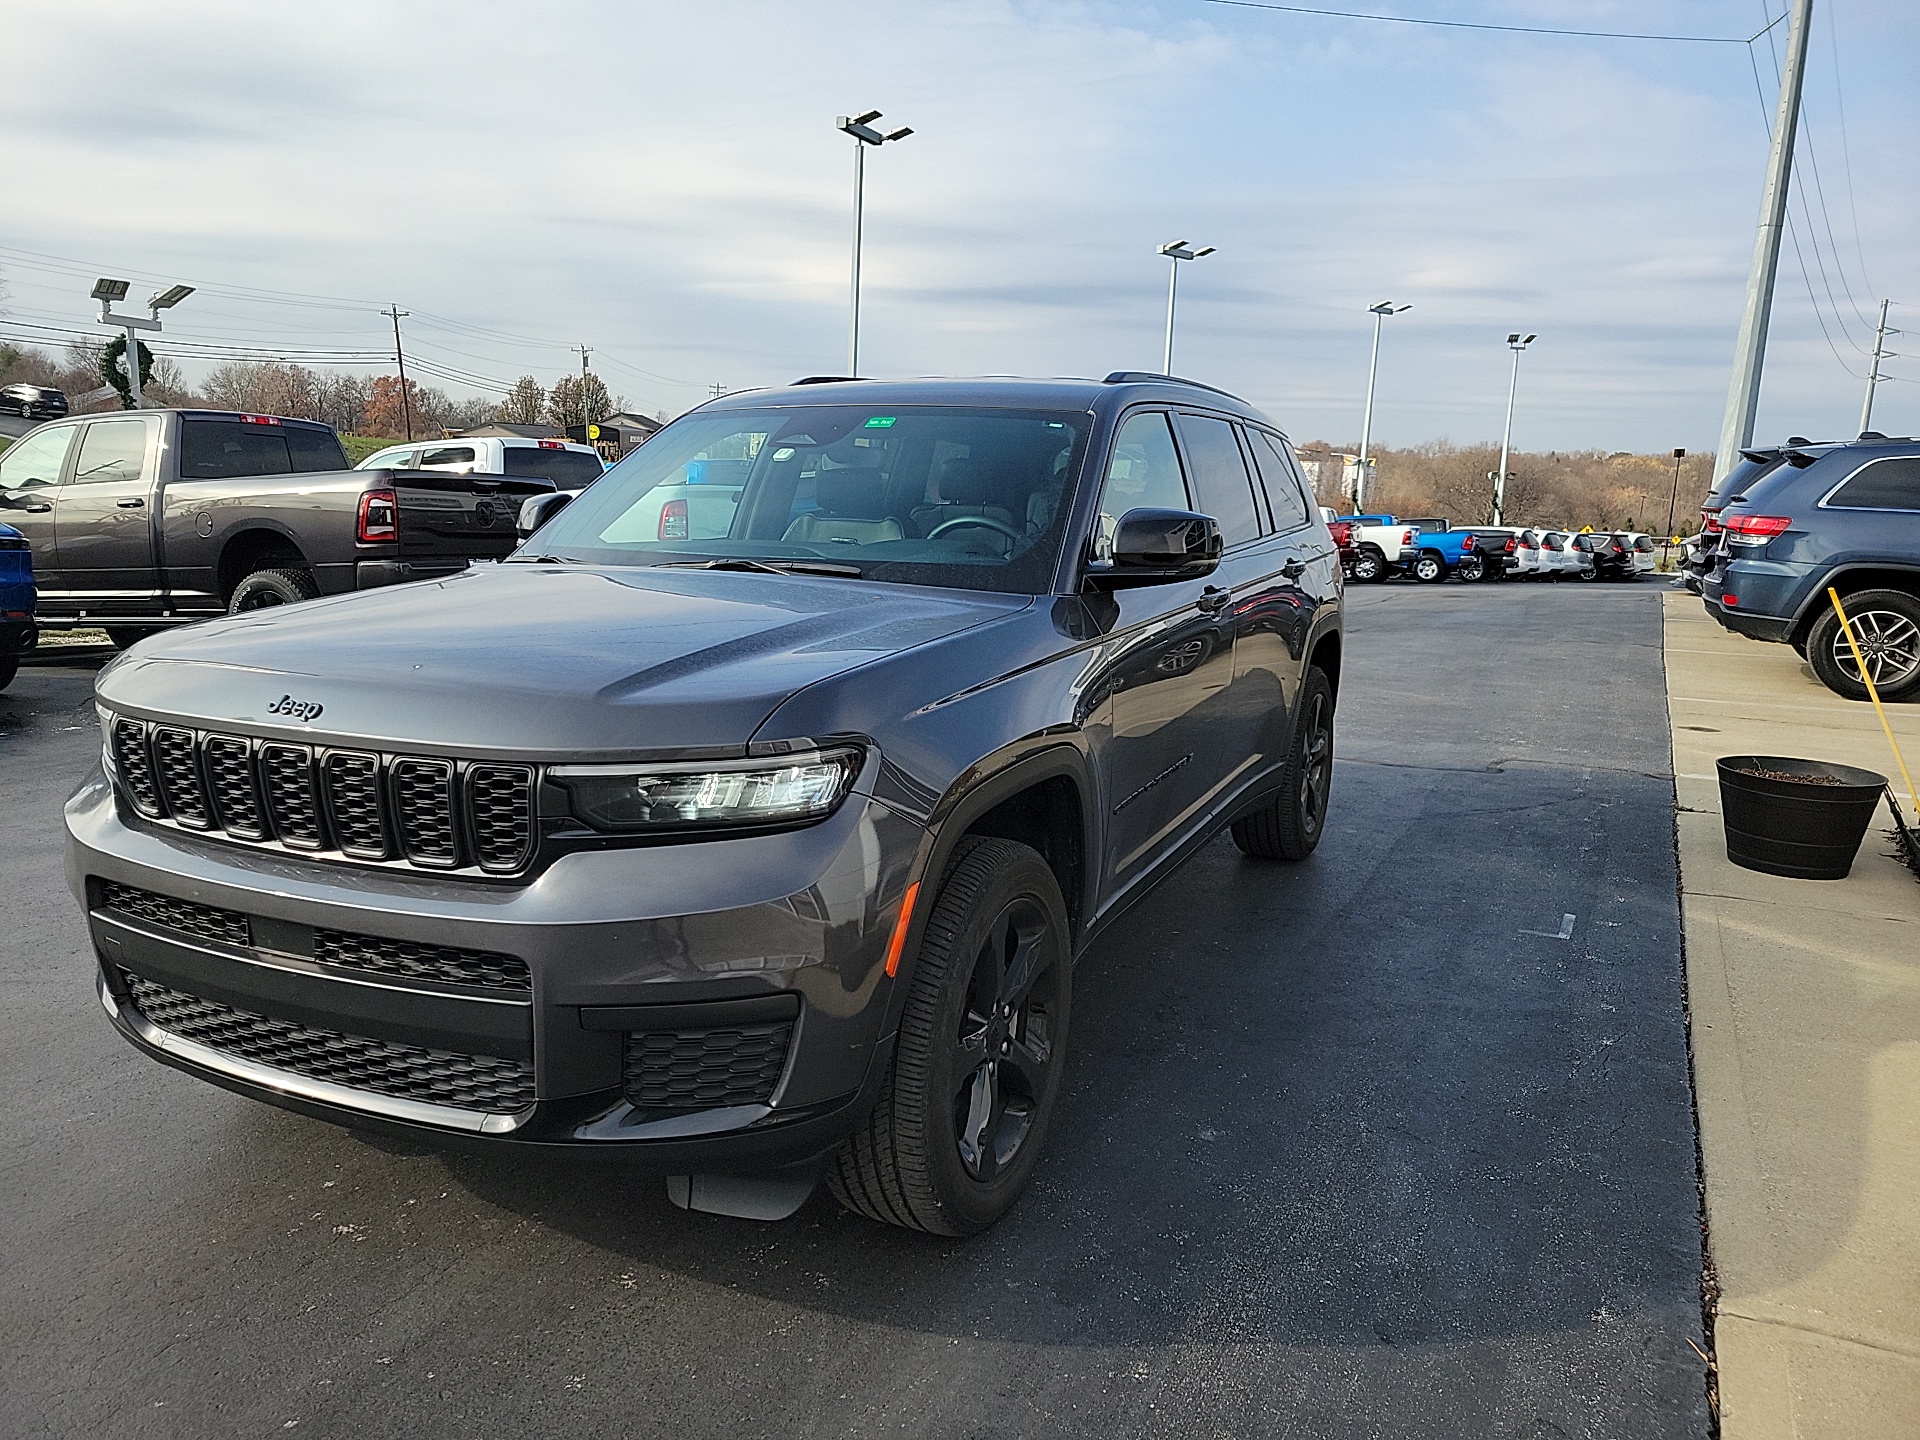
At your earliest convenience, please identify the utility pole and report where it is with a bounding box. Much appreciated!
[1493,332,1536,526]
[837,110,913,378]
[1357,301,1410,509]
[1860,299,1897,434]
[1714,0,1814,484]
[381,305,413,441]
[574,345,594,426]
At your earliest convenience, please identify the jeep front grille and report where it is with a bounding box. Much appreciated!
[104,716,537,876]
[123,972,535,1111]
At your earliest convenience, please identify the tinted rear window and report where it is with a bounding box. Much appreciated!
[1826,456,1920,511]
[501,448,605,486]
[180,420,345,478]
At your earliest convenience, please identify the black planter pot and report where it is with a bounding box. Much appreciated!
[1716,755,1888,880]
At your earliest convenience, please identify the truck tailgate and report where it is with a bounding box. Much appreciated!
[386,471,553,562]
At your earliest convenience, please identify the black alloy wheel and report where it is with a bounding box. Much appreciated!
[1231,665,1334,861]
[1455,554,1486,582]
[228,567,318,614]
[1805,589,1920,701]
[829,836,1071,1235]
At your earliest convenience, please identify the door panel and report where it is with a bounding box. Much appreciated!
[1084,410,1238,897]
[0,423,80,599]
[52,417,160,613]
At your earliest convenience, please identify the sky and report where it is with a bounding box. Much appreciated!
[1,0,1915,454]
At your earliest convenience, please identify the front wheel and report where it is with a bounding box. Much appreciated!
[1455,555,1486,583]
[1412,553,1447,583]
[1805,589,1920,701]
[828,836,1071,1235]
[1232,666,1334,861]
[228,567,318,614]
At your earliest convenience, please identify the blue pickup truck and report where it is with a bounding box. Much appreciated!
[1,519,36,692]
[1404,519,1479,583]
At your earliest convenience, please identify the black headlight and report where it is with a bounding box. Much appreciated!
[550,748,861,834]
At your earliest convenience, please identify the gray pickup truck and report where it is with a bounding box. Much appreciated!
[0,409,552,645]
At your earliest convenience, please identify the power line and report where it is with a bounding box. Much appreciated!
[1197,0,1784,44]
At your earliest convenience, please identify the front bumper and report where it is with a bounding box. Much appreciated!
[68,768,923,1167]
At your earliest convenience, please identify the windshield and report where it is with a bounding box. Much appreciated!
[516,404,1089,593]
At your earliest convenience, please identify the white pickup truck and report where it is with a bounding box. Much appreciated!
[1337,513,1420,583]
[356,436,607,492]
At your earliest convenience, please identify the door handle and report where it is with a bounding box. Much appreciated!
[116,498,147,509]
[1196,585,1230,614]
[1280,558,1306,580]
[24,503,51,513]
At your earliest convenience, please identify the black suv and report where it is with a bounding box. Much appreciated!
[0,383,69,420]
[1705,432,1920,699]
[66,375,1343,1234]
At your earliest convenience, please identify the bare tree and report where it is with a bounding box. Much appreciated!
[497,376,545,425]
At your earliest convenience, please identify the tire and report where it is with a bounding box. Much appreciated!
[1805,588,1920,701]
[0,655,15,693]
[228,567,318,614]
[828,836,1071,1235]
[1412,553,1446,584]
[1350,547,1387,584]
[104,627,155,650]
[1455,555,1485,583]
[1231,666,1335,862]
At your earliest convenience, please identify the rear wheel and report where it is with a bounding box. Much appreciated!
[1350,547,1387,584]
[828,837,1071,1235]
[1412,553,1446,584]
[1455,554,1486,583]
[1231,667,1334,861]
[1806,589,1920,701]
[229,567,318,614]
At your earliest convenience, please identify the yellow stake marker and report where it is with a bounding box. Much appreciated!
[1828,586,1919,812]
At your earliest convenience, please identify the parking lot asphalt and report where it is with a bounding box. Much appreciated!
[1,581,1709,1439]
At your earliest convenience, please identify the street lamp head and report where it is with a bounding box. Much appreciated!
[148,284,195,310]
[1674,448,1687,459]
[850,109,882,126]
[1507,332,1521,344]
[1158,240,1213,261]
[1158,239,1188,256]
[884,126,913,141]
[838,109,908,145]
[91,277,130,302]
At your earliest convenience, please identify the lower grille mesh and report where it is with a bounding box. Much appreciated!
[623,1022,792,1111]
[314,930,530,992]
[103,882,250,946]
[123,972,535,1111]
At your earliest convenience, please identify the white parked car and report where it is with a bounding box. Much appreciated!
[1537,530,1590,579]
[357,436,607,492]
[1513,528,1547,577]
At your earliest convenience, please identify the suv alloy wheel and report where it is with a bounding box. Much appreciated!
[1804,588,1920,701]
[828,836,1071,1234]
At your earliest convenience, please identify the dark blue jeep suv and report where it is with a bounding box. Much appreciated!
[1705,433,1920,700]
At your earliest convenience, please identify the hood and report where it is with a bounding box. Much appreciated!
[97,562,1031,758]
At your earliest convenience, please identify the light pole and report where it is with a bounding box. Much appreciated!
[1664,447,1687,567]
[1860,299,1897,435]
[1492,332,1536,526]
[1356,300,1410,509]
[92,278,193,409]
[836,109,913,378]
[1157,239,1214,375]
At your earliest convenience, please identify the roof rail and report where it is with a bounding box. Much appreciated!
[790,375,870,386]
[1100,370,1243,402]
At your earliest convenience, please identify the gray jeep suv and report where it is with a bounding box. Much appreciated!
[66,374,1344,1234]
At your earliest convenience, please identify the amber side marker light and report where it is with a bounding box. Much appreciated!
[883,882,921,977]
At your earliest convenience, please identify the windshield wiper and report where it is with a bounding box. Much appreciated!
[507,554,581,564]
[656,558,863,578]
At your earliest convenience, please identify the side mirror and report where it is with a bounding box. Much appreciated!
[517,490,573,538]
[1087,508,1222,589]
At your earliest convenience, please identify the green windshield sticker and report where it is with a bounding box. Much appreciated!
[864,416,897,428]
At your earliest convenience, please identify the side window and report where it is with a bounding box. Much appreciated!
[179,420,293,479]
[1249,431,1311,531]
[419,445,477,469]
[0,425,79,489]
[1094,411,1189,561]
[1173,413,1262,546]
[1827,456,1920,511]
[286,427,348,473]
[371,448,418,470]
[70,419,151,485]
